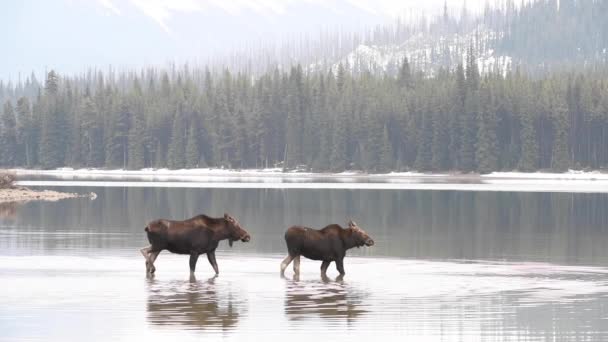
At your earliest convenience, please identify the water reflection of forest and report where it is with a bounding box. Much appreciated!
[146,275,245,331]
[9,187,608,264]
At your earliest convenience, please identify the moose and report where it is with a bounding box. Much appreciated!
[140,213,251,275]
[280,220,374,277]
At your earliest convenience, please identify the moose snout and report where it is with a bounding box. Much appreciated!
[365,238,374,246]
[241,234,251,242]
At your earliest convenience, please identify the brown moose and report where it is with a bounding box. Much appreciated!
[140,213,251,275]
[280,220,374,277]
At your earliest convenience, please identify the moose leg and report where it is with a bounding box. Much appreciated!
[320,260,331,275]
[189,252,200,273]
[140,246,152,272]
[140,245,152,258]
[335,258,345,276]
[207,251,219,275]
[148,250,161,274]
[293,255,301,274]
[280,255,294,275]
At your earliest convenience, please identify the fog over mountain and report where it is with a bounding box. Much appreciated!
[0,0,489,80]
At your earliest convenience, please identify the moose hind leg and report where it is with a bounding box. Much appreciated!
[140,246,152,272]
[148,250,161,274]
[207,251,219,275]
[320,260,331,275]
[140,245,152,258]
[335,258,345,276]
[293,255,301,274]
[280,255,294,275]
[189,252,200,273]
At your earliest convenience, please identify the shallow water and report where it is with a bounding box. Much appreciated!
[2,254,608,341]
[2,184,608,341]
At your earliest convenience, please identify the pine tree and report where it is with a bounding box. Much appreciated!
[106,101,130,168]
[314,117,332,171]
[379,124,394,172]
[16,97,34,167]
[312,79,332,171]
[551,93,570,171]
[250,95,267,168]
[466,45,480,91]
[460,89,478,172]
[431,90,450,171]
[167,112,186,169]
[233,106,249,169]
[398,57,412,89]
[45,70,59,95]
[475,87,498,173]
[315,71,337,171]
[360,99,382,172]
[285,67,304,169]
[475,112,498,173]
[186,121,201,168]
[450,63,466,169]
[154,140,165,168]
[215,86,234,167]
[39,70,66,169]
[1,101,18,166]
[415,111,433,172]
[128,109,146,170]
[519,111,539,172]
[81,96,104,167]
[330,99,348,172]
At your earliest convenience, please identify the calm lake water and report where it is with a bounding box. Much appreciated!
[2,181,608,341]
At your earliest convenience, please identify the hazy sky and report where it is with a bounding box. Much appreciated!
[106,0,488,32]
[0,0,491,82]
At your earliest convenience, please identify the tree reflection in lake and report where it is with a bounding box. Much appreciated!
[9,187,608,265]
[146,274,246,331]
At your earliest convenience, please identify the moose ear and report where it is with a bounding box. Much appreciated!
[348,220,356,227]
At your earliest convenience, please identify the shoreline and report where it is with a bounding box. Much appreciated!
[0,187,93,204]
[11,167,608,181]
[11,167,608,193]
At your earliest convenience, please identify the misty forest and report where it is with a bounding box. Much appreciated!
[1,0,608,173]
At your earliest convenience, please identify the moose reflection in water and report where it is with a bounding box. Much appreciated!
[141,213,251,275]
[284,277,368,322]
[281,220,374,277]
[146,274,245,331]
[0,202,17,220]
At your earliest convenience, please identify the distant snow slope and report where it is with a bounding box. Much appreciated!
[311,25,512,76]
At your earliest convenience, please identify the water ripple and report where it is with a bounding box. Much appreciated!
[2,255,608,341]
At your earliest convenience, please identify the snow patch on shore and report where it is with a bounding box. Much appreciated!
[12,168,608,181]
[12,168,447,180]
[485,170,608,180]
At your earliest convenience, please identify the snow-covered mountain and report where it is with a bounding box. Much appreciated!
[311,25,513,76]
[305,0,608,77]
[0,0,485,81]
[1,0,605,82]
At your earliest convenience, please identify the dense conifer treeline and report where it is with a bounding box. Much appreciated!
[1,58,608,173]
[1,0,607,175]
